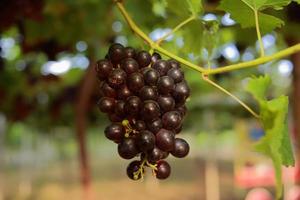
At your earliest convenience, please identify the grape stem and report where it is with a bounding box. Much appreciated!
[254,10,265,57]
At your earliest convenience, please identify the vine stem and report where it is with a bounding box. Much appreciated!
[254,10,265,57]
[202,75,260,119]
[156,15,196,45]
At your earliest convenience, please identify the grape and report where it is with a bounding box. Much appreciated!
[105,123,124,143]
[171,138,189,158]
[96,45,191,180]
[167,68,184,83]
[144,68,159,86]
[124,96,142,116]
[151,52,161,63]
[157,96,175,113]
[121,58,139,74]
[156,129,175,152]
[95,59,113,80]
[100,82,116,98]
[141,100,160,121]
[137,130,155,152]
[162,111,182,130]
[147,118,162,134]
[139,86,158,101]
[157,76,175,94]
[124,47,136,58]
[108,68,127,88]
[127,72,144,92]
[155,160,171,180]
[108,43,125,63]
[152,60,171,76]
[136,50,151,68]
[127,160,143,180]
[118,138,139,159]
[97,97,115,113]
[117,85,132,100]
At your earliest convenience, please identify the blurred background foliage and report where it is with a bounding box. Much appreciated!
[0,0,300,199]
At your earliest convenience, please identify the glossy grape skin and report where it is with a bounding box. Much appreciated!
[133,120,146,131]
[167,68,184,83]
[168,59,180,69]
[108,113,123,122]
[127,72,144,92]
[104,123,124,143]
[152,60,171,76]
[148,147,165,163]
[137,130,155,152]
[151,52,161,63]
[162,111,182,130]
[108,43,125,63]
[176,105,187,118]
[155,160,171,180]
[124,96,142,116]
[139,86,158,101]
[174,124,182,134]
[121,58,139,74]
[95,59,113,80]
[124,47,136,58]
[141,100,160,121]
[108,68,127,88]
[144,68,159,86]
[118,138,139,159]
[171,138,190,158]
[97,97,115,113]
[136,50,151,68]
[114,100,126,117]
[117,85,132,100]
[172,81,190,105]
[156,129,175,152]
[146,118,162,134]
[100,82,116,98]
[157,76,175,95]
[127,160,143,180]
[157,96,175,113]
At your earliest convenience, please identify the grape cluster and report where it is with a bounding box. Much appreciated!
[96,43,190,180]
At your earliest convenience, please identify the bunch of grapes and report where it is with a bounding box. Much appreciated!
[96,43,190,180]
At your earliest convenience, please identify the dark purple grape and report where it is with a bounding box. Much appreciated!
[95,59,113,80]
[124,96,142,116]
[115,100,126,117]
[176,105,187,117]
[118,138,139,159]
[124,47,136,58]
[97,97,115,113]
[147,118,162,134]
[100,82,117,98]
[161,151,169,159]
[152,60,171,76]
[139,86,158,101]
[167,68,184,83]
[155,160,171,180]
[108,68,127,88]
[156,129,175,152]
[127,72,144,92]
[108,113,123,122]
[127,160,143,180]
[137,130,155,152]
[168,59,180,68]
[173,81,190,105]
[162,111,182,130]
[144,68,159,86]
[117,85,132,100]
[141,100,160,121]
[157,76,175,94]
[108,43,125,63]
[136,50,151,68]
[174,124,182,134]
[171,138,189,158]
[104,123,124,143]
[157,96,175,113]
[121,58,139,74]
[133,120,146,131]
[140,67,150,76]
[148,147,165,163]
[151,52,161,63]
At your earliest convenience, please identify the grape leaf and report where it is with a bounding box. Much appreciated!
[187,0,203,15]
[245,75,295,199]
[218,0,295,33]
[166,0,202,18]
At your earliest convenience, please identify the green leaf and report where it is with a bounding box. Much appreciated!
[186,0,203,15]
[245,75,295,199]
[218,0,292,33]
[166,0,202,18]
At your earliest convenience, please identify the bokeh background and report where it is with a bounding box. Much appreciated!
[0,0,300,200]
